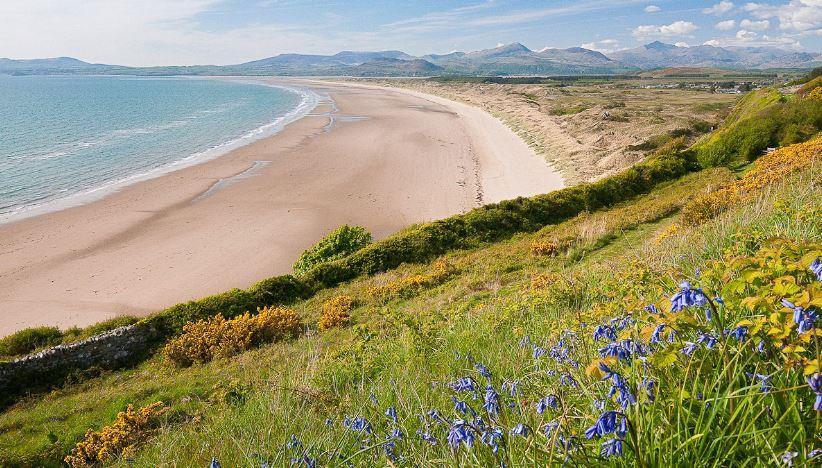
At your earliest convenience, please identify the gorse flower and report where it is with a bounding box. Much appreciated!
[669,281,708,312]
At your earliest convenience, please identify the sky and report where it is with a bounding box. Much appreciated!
[0,0,819,66]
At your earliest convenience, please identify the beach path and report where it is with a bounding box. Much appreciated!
[0,80,563,336]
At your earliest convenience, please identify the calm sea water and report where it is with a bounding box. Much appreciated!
[0,75,313,222]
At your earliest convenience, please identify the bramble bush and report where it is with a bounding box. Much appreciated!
[163,306,302,367]
[293,225,372,276]
[64,402,170,467]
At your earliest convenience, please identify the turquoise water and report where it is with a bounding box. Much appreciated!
[0,76,313,222]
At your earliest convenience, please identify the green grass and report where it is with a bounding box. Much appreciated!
[3,163,819,467]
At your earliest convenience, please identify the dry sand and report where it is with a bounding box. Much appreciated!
[0,80,563,336]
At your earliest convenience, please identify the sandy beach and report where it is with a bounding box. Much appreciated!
[0,79,563,336]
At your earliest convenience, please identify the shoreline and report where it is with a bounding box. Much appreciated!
[0,79,563,336]
[0,78,320,226]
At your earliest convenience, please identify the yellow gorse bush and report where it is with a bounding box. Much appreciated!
[681,138,820,226]
[367,260,457,299]
[163,306,302,366]
[319,295,354,330]
[64,402,170,467]
[531,240,559,256]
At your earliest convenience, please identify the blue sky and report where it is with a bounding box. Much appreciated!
[0,0,819,65]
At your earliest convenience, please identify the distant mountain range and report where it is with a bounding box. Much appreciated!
[1,42,819,77]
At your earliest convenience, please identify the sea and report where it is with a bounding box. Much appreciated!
[0,75,315,223]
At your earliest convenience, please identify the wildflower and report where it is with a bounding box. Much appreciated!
[447,420,475,450]
[681,341,699,356]
[746,373,772,393]
[610,316,633,331]
[449,377,477,393]
[669,281,707,312]
[601,438,624,457]
[501,380,519,397]
[782,299,818,333]
[650,324,666,345]
[544,421,560,437]
[811,258,822,282]
[344,416,372,434]
[532,345,547,359]
[452,396,473,415]
[809,448,822,458]
[536,395,559,414]
[481,427,504,453]
[483,385,501,415]
[697,332,718,349]
[757,340,767,354]
[290,455,316,468]
[210,458,221,468]
[385,406,398,424]
[560,373,578,388]
[287,435,302,449]
[593,325,617,342]
[416,429,438,445]
[644,304,660,315]
[781,451,798,466]
[475,362,492,380]
[609,377,637,409]
[641,378,656,402]
[519,336,530,348]
[324,418,333,427]
[807,373,821,411]
[369,392,379,406]
[594,399,606,410]
[729,326,749,343]
[585,411,627,439]
[427,409,445,423]
[599,340,634,363]
[511,423,530,437]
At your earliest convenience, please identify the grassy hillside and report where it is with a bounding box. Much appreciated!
[1,136,819,466]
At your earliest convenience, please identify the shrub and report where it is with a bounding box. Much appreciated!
[293,225,372,276]
[0,326,63,357]
[368,260,458,299]
[64,402,170,467]
[163,306,303,366]
[682,138,820,226]
[531,240,559,256]
[319,295,355,330]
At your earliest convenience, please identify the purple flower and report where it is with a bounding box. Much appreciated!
[641,378,656,402]
[601,438,624,457]
[532,345,547,359]
[416,429,438,445]
[681,341,699,356]
[560,373,578,388]
[781,451,799,466]
[449,377,477,393]
[474,362,492,380]
[670,281,708,312]
[807,373,821,411]
[385,406,398,424]
[511,423,530,437]
[481,428,504,453]
[644,304,660,315]
[697,332,718,349]
[210,458,221,468]
[746,373,772,393]
[544,421,560,437]
[729,326,749,343]
[594,325,617,342]
[344,416,372,434]
[536,395,559,414]
[811,258,822,282]
[585,411,627,439]
[447,420,475,450]
[650,324,666,345]
[483,385,501,415]
[782,299,818,334]
[452,396,473,415]
[501,380,519,397]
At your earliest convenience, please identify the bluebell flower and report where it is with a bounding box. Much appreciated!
[385,406,398,424]
[483,385,501,416]
[593,324,617,342]
[600,438,624,457]
[594,399,606,410]
[809,448,822,458]
[608,377,637,409]
[416,429,438,445]
[536,395,559,414]
[782,299,818,333]
[757,340,767,353]
[344,416,372,434]
[519,335,531,348]
[427,409,445,423]
[511,423,530,437]
[290,455,316,468]
[729,325,749,343]
[670,281,708,312]
[599,340,634,363]
[641,378,656,402]
[287,434,303,450]
[481,427,504,453]
[697,332,718,349]
[645,304,660,314]
[585,411,627,439]
[746,373,772,393]
[390,428,403,440]
[681,341,699,356]
[475,362,492,380]
[501,380,519,397]
[807,373,821,411]
[650,324,666,345]
[324,418,333,427]
[452,396,473,415]
[714,296,724,305]
[210,458,221,468]
[560,373,578,388]
[781,451,799,466]
[449,377,477,393]
[811,258,822,282]
[599,362,618,380]
[610,316,634,331]
[369,392,378,406]
[532,345,547,359]
[543,421,559,437]
[447,420,475,450]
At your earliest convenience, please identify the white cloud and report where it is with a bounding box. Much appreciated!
[632,20,699,39]
[716,19,738,30]
[703,1,735,15]
[581,38,621,53]
[740,18,771,29]
[736,29,759,40]
[644,5,661,13]
[743,1,821,33]
[704,32,803,48]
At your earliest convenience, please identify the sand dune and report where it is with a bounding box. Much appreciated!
[0,80,563,336]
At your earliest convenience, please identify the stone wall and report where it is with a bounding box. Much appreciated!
[0,324,159,404]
